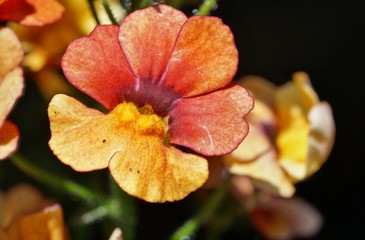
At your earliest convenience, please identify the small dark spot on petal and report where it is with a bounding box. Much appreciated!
[137,170,140,174]
[129,168,132,171]
[102,139,106,143]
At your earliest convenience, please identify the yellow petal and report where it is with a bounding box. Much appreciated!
[49,94,208,202]
[275,78,310,179]
[48,94,124,171]
[0,183,51,227]
[226,149,295,197]
[109,135,208,203]
[292,72,319,114]
[13,204,66,240]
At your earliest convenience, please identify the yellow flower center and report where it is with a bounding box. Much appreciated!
[112,102,166,139]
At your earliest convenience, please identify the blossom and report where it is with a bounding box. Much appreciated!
[248,192,323,240]
[224,72,335,197]
[0,27,24,160]
[0,183,67,240]
[0,0,64,26]
[48,4,253,203]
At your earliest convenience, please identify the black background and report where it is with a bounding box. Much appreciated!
[213,0,363,239]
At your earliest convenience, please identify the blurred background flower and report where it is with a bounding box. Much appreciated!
[0,183,67,240]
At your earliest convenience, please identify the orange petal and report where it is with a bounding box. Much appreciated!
[0,183,52,227]
[0,0,64,26]
[109,135,208,203]
[163,16,238,97]
[0,121,19,160]
[118,4,187,81]
[48,94,129,171]
[12,204,67,240]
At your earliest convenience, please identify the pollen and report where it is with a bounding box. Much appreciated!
[112,102,166,138]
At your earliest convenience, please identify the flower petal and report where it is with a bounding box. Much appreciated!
[0,67,24,126]
[250,194,323,240]
[48,94,129,171]
[61,25,136,111]
[0,27,23,79]
[0,0,64,26]
[280,102,335,180]
[12,204,66,240]
[226,147,295,197]
[168,84,253,156]
[0,121,19,160]
[118,4,187,81]
[109,135,208,203]
[163,15,238,97]
[307,102,335,176]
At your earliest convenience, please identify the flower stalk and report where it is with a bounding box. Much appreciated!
[169,174,232,240]
[10,152,104,206]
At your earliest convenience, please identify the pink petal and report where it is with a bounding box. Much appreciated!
[61,25,136,111]
[118,4,187,82]
[168,84,253,156]
[162,16,238,97]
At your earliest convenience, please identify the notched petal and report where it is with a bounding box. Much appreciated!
[169,84,254,156]
[109,136,208,203]
[48,94,130,171]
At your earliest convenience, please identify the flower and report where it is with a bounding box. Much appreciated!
[248,192,323,240]
[0,0,64,27]
[48,4,253,203]
[0,183,67,240]
[0,27,24,160]
[224,72,335,197]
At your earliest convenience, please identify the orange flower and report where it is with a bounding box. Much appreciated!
[48,4,254,203]
[0,183,68,240]
[224,72,335,197]
[0,27,24,160]
[0,0,64,26]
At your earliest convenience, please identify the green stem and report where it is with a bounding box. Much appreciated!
[10,152,104,206]
[87,0,101,24]
[196,0,217,16]
[169,174,232,240]
[109,176,137,240]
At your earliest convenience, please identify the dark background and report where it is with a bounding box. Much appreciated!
[214,0,363,239]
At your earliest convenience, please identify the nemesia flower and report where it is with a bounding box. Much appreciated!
[0,183,67,240]
[48,4,254,203]
[224,72,335,197]
[248,193,323,240]
[0,27,24,160]
[0,0,64,26]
